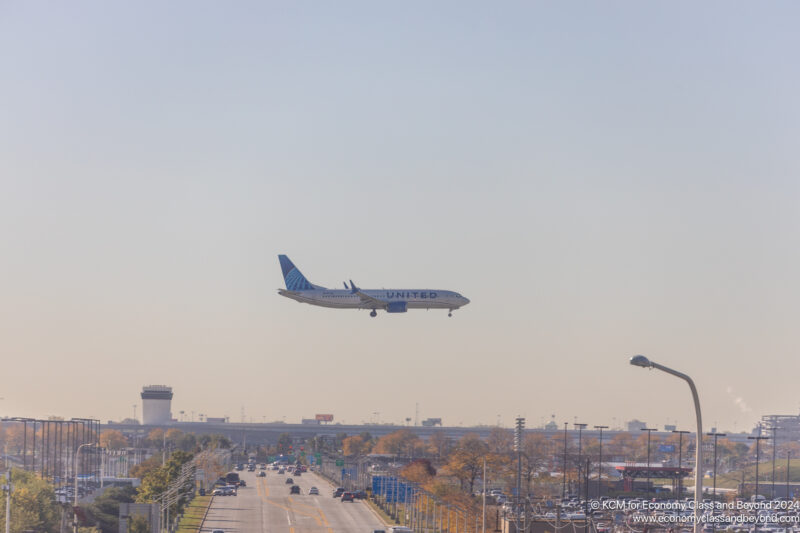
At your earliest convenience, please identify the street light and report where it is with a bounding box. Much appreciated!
[641,427,656,495]
[770,426,778,499]
[594,426,609,498]
[708,432,726,502]
[574,423,587,502]
[673,430,690,499]
[748,435,769,500]
[74,442,96,533]
[630,355,702,533]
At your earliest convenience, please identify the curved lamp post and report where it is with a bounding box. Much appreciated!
[630,355,702,533]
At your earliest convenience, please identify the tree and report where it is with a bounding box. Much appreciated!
[401,459,436,484]
[342,435,371,456]
[99,429,128,450]
[427,431,451,460]
[442,434,488,493]
[487,427,513,455]
[146,428,165,448]
[277,433,293,453]
[372,429,418,455]
[129,514,151,533]
[0,469,60,533]
[81,486,137,533]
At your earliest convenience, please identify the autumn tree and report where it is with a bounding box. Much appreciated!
[100,429,128,450]
[442,434,488,493]
[343,435,372,456]
[373,429,419,456]
[427,431,451,461]
[401,459,437,484]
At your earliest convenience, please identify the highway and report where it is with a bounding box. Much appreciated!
[200,467,388,533]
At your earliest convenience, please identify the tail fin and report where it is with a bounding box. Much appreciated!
[279,255,316,291]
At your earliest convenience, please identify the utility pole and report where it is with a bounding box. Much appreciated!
[4,469,11,533]
[673,430,690,499]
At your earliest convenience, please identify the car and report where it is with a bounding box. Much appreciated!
[354,490,367,499]
[239,480,246,487]
[290,485,301,494]
[285,477,294,484]
[260,464,267,470]
[333,487,345,497]
[257,471,266,477]
[309,487,319,495]
[294,471,302,476]
[212,530,225,533]
[278,468,285,474]
[341,492,355,502]
[212,488,224,496]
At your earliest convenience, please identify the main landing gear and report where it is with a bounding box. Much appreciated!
[370,310,377,318]
[448,310,453,317]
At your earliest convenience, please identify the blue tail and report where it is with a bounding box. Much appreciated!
[279,255,316,291]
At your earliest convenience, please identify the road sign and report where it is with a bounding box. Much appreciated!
[335,459,344,467]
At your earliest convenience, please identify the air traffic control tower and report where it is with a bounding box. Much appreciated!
[141,385,173,425]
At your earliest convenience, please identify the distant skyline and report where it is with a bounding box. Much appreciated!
[2,2,800,434]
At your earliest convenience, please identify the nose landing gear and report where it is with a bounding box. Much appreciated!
[370,310,377,318]
[448,310,453,317]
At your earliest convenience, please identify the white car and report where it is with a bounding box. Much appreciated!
[309,487,319,495]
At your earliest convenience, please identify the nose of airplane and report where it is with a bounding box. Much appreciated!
[461,296,471,306]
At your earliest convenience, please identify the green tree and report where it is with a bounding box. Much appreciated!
[0,469,60,533]
[129,514,151,533]
[81,486,137,533]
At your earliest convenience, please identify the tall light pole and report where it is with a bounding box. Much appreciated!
[74,443,95,533]
[673,430,690,499]
[629,355,702,533]
[708,432,726,501]
[562,422,568,499]
[574,423,587,502]
[748,435,769,500]
[641,428,656,495]
[770,426,778,499]
[514,417,525,533]
[787,452,792,499]
[594,426,608,498]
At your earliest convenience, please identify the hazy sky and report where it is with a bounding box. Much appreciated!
[2,2,799,433]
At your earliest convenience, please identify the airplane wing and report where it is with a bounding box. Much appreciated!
[355,291,388,309]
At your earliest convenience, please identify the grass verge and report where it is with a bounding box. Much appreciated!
[175,495,212,533]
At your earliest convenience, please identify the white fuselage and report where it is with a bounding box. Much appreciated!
[278,288,469,310]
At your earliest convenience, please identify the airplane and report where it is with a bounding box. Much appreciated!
[277,255,470,317]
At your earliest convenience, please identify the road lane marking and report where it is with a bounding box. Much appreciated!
[257,481,322,527]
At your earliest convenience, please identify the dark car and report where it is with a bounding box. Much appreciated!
[257,471,266,477]
[353,490,367,499]
[239,480,246,487]
[333,487,345,498]
[285,477,294,484]
[341,492,355,502]
[294,471,302,476]
[290,485,301,494]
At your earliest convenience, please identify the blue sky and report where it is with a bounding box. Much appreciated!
[2,2,799,431]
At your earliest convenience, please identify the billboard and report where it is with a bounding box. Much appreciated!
[659,444,676,453]
[315,414,334,422]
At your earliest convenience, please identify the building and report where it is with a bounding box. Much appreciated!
[141,385,173,425]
